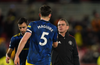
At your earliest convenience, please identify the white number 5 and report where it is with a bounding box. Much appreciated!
[39,32,49,46]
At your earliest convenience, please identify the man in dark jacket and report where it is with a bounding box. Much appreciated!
[52,18,80,65]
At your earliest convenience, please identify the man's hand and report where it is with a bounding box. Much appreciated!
[14,54,20,65]
[6,55,10,63]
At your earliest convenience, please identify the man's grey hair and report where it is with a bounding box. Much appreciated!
[59,18,69,26]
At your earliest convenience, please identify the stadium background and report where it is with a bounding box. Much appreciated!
[0,0,100,65]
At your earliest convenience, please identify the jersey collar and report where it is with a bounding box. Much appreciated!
[40,20,50,23]
[20,33,24,36]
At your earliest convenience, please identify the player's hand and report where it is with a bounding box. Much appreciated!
[14,54,20,65]
[6,55,10,63]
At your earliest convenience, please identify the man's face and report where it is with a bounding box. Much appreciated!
[18,22,27,35]
[58,20,69,33]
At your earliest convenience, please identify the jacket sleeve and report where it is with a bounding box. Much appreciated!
[73,38,80,65]
[9,37,16,49]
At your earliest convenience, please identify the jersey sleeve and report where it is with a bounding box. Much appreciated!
[9,37,16,49]
[26,22,33,33]
[53,27,58,42]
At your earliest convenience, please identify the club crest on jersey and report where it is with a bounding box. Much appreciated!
[68,41,72,45]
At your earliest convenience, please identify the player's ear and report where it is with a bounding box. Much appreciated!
[49,14,51,18]
[39,13,41,17]
[67,26,69,30]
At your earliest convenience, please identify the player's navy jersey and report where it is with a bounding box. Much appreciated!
[9,33,29,62]
[26,20,57,64]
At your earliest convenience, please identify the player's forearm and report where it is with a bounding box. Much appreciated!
[6,49,13,63]
[6,48,13,57]
[6,53,11,57]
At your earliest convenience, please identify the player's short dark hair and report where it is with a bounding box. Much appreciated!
[59,18,69,26]
[17,18,28,25]
[39,5,51,17]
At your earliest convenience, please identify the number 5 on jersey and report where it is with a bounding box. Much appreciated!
[39,32,49,46]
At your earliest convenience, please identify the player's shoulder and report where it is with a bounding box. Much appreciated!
[51,23,57,28]
[49,23,57,31]
[10,33,21,41]
[13,33,21,38]
[29,21,37,25]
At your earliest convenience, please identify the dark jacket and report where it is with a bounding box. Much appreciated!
[52,32,80,65]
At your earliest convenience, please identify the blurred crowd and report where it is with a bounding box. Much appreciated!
[0,0,100,3]
[69,10,100,64]
[0,0,100,65]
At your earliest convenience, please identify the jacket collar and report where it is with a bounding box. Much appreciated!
[58,31,69,38]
